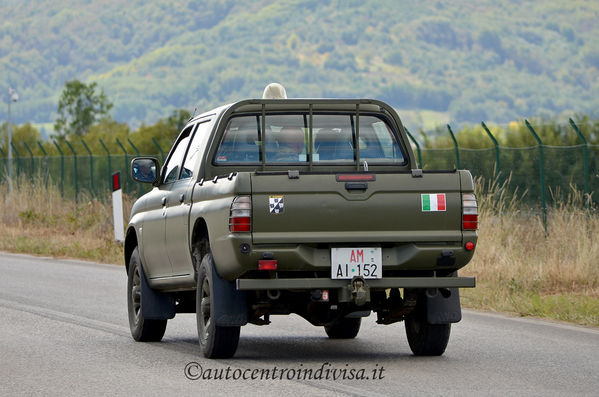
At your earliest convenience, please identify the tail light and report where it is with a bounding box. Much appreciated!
[462,193,478,230]
[229,196,251,232]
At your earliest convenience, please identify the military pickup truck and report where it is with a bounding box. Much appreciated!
[125,89,477,359]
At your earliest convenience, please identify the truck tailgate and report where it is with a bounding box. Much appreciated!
[251,172,462,244]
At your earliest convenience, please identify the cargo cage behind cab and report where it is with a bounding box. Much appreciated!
[210,99,413,171]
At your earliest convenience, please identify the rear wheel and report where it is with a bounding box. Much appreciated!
[405,301,450,356]
[325,317,361,339]
[196,253,240,358]
[127,247,167,342]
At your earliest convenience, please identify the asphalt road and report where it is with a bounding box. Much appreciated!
[1,252,598,396]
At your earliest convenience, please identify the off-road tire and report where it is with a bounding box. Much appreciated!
[405,302,450,356]
[127,247,167,342]
[325,317,361,339]
[197,253,240,358]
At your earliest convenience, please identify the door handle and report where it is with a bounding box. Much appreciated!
[179,194,185,203]
[161,197,167,206]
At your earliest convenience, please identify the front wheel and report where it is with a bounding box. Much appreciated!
[196,253,240,358]
[405,309,450,356]
[127,247,167,342]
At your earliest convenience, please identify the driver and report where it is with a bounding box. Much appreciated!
[271,127,306,162]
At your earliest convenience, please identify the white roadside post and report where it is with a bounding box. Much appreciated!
[112,172,125,243]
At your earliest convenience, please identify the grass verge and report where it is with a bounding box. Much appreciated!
[1,176,597,327]
[0,178,126,265]
[460,176,599,326]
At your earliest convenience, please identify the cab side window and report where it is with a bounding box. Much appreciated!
[181,121,211,179]
[162,125,195,184]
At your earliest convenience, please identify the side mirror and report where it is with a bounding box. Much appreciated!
[131,157,160,184]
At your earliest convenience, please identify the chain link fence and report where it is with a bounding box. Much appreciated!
[420,144,599,204]
[1,120,598,211]
[411,119,599,212]
[0,153,154,200]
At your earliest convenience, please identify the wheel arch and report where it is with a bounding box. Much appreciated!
[190,217,210,277]
[124,226,138,274]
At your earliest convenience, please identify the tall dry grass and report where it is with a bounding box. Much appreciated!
[0,176,128,264]
[461,175,599,325]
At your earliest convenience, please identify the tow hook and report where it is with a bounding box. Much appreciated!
[350,276,369,306]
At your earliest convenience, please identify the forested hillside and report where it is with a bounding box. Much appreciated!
[1,0,598,130]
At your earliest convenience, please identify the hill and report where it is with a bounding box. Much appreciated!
[1,0,598,130]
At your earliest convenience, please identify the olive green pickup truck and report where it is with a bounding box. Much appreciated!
[125,95,477,358]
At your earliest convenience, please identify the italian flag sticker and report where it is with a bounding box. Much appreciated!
[421,193,446,212]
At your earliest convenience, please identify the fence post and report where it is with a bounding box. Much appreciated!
[127,138,140,156]
[23,142,34,182]
[405,128,422,169]
[64,140,78,202]
[37,141,49,189]
[481,122,500,179]
[446,124,460,169]
[10,143,21,188]
[80,139,94,197]
[37,141,47,157]
[52,140,65,197]
[568,118,590,208]
[116,138,129,194]
[525,120,547,234]
[99,139,112,193]
[152,138,165,162]
[0,147,5,183]
[127,138,143,195]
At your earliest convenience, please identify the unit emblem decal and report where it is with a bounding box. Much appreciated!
[269,195,284,214]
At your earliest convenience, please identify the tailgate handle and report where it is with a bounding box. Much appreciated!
[345,182,368,191]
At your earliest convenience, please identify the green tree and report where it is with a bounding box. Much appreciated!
[54,80,113,137]
[129,109,191,157]
[76,118,131,154]
[1,122,41,154]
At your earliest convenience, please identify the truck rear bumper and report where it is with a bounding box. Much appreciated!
[236,276,475,290]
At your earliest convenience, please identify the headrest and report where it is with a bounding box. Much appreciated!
[262,83,287,99]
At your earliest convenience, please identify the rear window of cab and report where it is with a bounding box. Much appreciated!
[214,113,406,165]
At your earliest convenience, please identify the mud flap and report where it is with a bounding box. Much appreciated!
[139,264,176,320]
[426,288,462,324]
[209,257,248,327]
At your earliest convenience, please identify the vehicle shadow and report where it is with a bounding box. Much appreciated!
[163,334,456,364]
[163,316,453,362]
[233,335,412,361]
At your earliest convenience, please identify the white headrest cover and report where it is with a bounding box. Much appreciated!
[262,83,287,99]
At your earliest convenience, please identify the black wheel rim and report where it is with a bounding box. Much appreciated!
[200,278,211,343]
[131,266,142,325]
